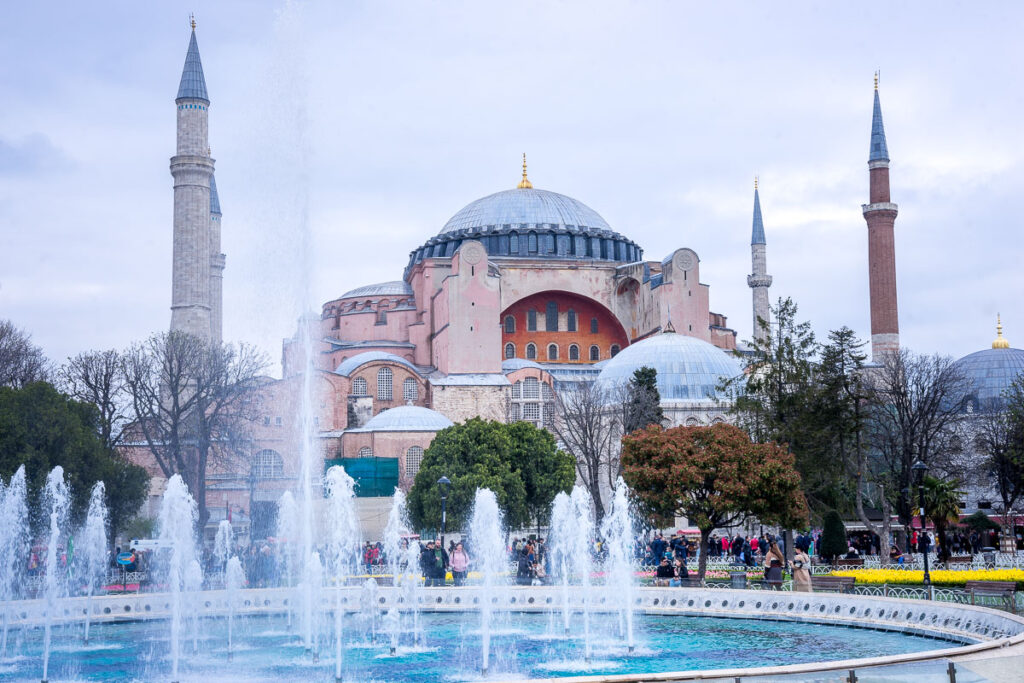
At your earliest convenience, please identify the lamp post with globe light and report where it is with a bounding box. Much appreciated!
[438,476,451,550]
[912,460,931,588]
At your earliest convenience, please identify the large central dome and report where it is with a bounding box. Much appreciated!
[406,182,642,275]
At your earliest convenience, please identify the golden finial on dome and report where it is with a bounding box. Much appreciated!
[190,13,196,31]
[994,314,1011,349]
[517,153,533,189]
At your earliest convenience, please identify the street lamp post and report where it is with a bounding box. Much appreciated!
[437,476,451,550]
[912,460,931,589]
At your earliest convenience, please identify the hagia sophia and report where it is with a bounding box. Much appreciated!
[148,27,1024,540]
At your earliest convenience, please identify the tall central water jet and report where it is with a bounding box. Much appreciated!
[324,465,358,681]
[550,486,596,659]
[0,466,27,658]
[601,478,636,653]
[276,490,299,631]
[225,556,244,660]
[78,482,109,645]
[469,488,506,676]
[382,489,422,654]
[158,474,198,682]
[41,466,70,683]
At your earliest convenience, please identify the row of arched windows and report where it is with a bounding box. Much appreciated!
[351,368,419,402]
[504,342,619,361]
[507,308,593,334]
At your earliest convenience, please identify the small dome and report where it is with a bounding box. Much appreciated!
[953,346,1024,410]
[357,406,454,433]
[596,333,743,402]
[335,352,419,377]
[340,281,413,299]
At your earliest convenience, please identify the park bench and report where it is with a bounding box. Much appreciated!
[944,555,973,568]
[965,580,1017,614]
[811,576,856,594]
[833,558,865,568]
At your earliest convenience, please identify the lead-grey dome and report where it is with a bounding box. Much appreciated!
[352,406,454,433]
[406,186,642,275]
[953,346,1024,411]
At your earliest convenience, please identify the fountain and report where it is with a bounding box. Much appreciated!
[324,465,358,681]
[157,474,198,682]
[41,466,70,683]
[225,556,244,660]
[600,478,636,653]
[468,488,506,676]
[276,489,299,631]
[549,486,596,659]
[214,519,234,574]
[0,465,28,658]
[382,489,423,653]
[184,559,203,655]
[77,482,108,645]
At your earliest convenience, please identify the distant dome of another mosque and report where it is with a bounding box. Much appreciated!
[953,319,1024,410]
[595,333,744,402]
[354,406,454,433]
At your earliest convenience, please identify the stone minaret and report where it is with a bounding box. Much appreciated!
[209,174,225,344]
[746,178,772,342]
[862,75,900,361]
[169,21,216,340]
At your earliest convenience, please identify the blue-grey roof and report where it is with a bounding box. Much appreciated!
[406,186,642,275]
[502,358,544,372]
[176,30,209,103]
[210,174,221,215]
[335,352,419,377]
[596,332,744,402]
[953,347,1024,410]
[428,374,509,386]
[869,89,889,162]
[751,187,765,245]
[350,405,454,433]
[341,281,413,299]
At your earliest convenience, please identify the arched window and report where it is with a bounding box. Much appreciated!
[569,344,580,361]
[528,231,538,253]
[547,343,558,360]
[377,367,393,400]
[610,344,621,358]
[510,232,519,253]
[252,449,284,479]
[523,377,540,399]
[406,446,424,477]
[504,342,516,359]
[526,343,537,360]
[403,377,418,402]
[511,381,522,399]
[686,417,700,426]
[590,317,599,333]
[589,345,600,361]
[545,301,558,331]
[527,309,537,331]
[567,309,577,332]
[504,315,516,333]
[353,377,368,396]
[358,446,373,457]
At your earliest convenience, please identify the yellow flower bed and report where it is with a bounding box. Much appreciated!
[830,568,1024,587]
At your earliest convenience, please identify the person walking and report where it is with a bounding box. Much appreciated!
[792,546,812,592]
[450,542,470,587]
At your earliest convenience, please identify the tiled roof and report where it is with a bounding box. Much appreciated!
[176,30,209,103]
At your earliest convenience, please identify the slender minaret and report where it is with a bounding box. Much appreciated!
[170,18,215,340]
[746,177,772,342]
[209,174,225,344]
[862,74,900,361]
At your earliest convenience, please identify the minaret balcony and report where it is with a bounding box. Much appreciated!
[861,202,898,216]
[747,274,773,288]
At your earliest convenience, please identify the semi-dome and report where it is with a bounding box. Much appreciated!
[953,321,1024,410]
[406,176,642,275]
[354,406,454,433]
[335,352,419,377]
[340,281,413,299]
[596,332,744,402]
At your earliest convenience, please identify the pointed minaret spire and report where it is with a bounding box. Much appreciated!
[862,75,900,361]
[177,20,209,103]
[747,177,772,342]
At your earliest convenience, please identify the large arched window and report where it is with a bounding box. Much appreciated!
[569,344,580,361]
[547,343,558,360]
[526,343,537,360]
[590,317,599,334]
[352,377,368,396]
[527,309,537,331]
[567,309,577,332]
[504,315,516,333]
[252,449,284,479]
[610,344,621,358]
[523,377,540,399]
[406,446,424,477]
[504,342,516,359]
[545,301,558,331]
[403,377,418,402]
[377,367,393,400]
[589,345,600,361]
[358,446,373,457]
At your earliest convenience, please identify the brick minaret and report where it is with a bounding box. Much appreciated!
[170,20,216,340]
[862,76,899,361]
[746,178,772,342]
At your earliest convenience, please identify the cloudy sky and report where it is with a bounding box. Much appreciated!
[2,1,1022,374]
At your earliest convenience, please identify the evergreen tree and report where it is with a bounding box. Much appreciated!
[623,366,663,434]
[820,510,848,563]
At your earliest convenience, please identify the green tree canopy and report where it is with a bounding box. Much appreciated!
[504,420,575,528]
[0,382,148,536]
[623,366,663,435]
[620,422,807,579]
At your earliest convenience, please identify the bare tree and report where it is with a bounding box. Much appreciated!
[864,348,971,540]
[549,381,623,523]
[122,331,268,529]
[58,349,128,451]
[0,319,49,388]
